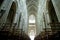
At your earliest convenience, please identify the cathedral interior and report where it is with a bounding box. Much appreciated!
[0,0,60,40]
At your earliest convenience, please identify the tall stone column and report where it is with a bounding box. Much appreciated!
[0,0,13,23]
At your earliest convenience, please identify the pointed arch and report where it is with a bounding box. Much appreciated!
[47,0,58,22]
[29,14,35,23]
[7,2,16,24]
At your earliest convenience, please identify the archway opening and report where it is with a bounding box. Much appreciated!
[47,0,59,32]
[28,14,36,40]
[7,2,16,24]
[29,15,35,23]
[47,0,58,22]
[3,2,17,31]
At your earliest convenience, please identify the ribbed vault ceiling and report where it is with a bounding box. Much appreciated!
[26,0,39,15]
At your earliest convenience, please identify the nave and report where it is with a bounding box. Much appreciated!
[0,0,60,40]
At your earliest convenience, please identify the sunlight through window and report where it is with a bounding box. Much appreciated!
[28,14,36,40]
[29,30,35,40]
[29,15,35,23]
